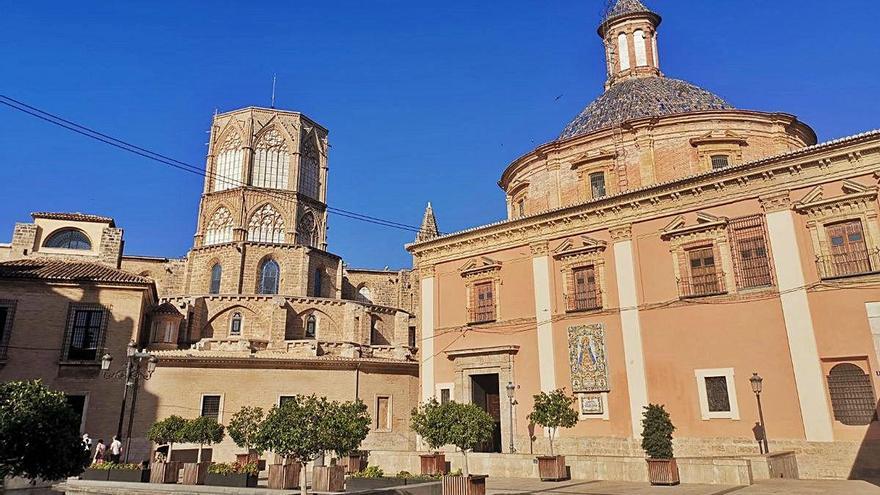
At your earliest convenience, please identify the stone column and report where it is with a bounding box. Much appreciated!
[761,193,834,441]
[610,225,649,438]
[419,265,436,403]
[531,241,557,392]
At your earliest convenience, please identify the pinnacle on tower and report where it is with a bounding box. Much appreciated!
[415,202,440,243]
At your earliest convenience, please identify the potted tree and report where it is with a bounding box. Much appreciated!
[228,406,265,470]
[205,461,259,488]
[441,401,494,495]
[316,399,370,492]
[641,404,679,486]
[256,394,328,494]
[180,416,225,485]
[410,398,449,475]
[147,415,187,484]
[527,389,578,481]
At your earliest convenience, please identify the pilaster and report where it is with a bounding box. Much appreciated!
[419,264,436,403]
[530,241,557,393]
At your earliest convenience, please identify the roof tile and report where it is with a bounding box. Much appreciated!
[0,259,151,285]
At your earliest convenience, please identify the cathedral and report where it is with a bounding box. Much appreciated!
[0,106,422,461]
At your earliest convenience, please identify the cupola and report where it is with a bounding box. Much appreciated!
[599,0,662,88]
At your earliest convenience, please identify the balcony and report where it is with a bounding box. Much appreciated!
[565,291,602,312]
[468,305,497,325]
[679,272,727,299]
[816,251,880,280]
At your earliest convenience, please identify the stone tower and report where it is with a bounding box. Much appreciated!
[415,202,439,242]
[599,0,662,89]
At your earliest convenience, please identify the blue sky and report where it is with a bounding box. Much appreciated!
[1,1,878,269]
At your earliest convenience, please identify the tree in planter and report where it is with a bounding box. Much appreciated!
[182,416,225,463]
[442,402,494,476]
[255,394,331,495]
[527,389,578,457]
[0,380,90,481]
[641,404,675,459]
[410,398,449,453]
[147,415,188,461]
[324,399,370,461]
[228,406,264,459]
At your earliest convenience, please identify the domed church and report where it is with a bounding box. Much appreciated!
[406,0,880,482]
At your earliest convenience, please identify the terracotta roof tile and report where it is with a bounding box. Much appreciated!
[31,212,115,227]
[0,259,151,285]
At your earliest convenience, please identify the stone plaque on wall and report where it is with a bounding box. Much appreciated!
[567,324,609,393]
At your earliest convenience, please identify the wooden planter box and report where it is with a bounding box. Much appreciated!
[181,461,211,485]
[536,455,567,481]
[108,468,151,483]
[81,468,109,481]
[205,472,259,488]
[149,461,182,484]
[345,453,366,474]
[646,459,680,486]
[268,464,301,490]
[313,465,345,492]
[420,453,447,476]
[442,475,486,495]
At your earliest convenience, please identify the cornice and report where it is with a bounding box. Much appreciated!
[410,131,880,265]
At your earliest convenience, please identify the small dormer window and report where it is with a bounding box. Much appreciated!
[44,229,91,250]
[517,199,525,218]
[711,155,730,170]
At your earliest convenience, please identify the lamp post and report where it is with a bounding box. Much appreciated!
[749,372,769,454]
[505,381,517,454]
[101,341,159,462]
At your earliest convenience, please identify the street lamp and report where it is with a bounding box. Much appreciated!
[506,381,517,454]
[750,373,769,454]
[103,340,160,462]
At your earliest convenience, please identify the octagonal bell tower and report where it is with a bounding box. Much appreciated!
[599,0,662,89]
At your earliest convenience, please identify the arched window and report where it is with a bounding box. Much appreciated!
[827,363,877,426]
[633,29,648,66]
[313,269,323,297]
[214,132,243,191]
[248,204,285,243]
[299,134,320,199]
[259,259,280,295]
[357,286,372,304]
[296,212,317,247]
[230,312,243,336]
[305,314,317,339]
[617,32,631,71]
[44,229,91,250]
[252,128,290,189]
[204,207,234,246]
[209,263,222,294]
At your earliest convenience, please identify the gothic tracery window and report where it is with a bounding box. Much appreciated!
[214,132,243,191]
[248,204,285,243]
[296,212,317,247]
[204,207,234,246]
[299,134,320,199]
[209,263,222,294]
[259,259,280,295]
[252,128,290,189]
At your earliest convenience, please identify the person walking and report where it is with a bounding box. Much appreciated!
[93,439,106,465]
[109,436,122,464]
[82,433,92,453]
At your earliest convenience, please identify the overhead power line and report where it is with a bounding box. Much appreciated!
[0,95,438,236]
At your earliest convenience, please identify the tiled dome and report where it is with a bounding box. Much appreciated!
[559,76,735,140]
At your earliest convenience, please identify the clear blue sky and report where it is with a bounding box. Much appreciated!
[1,1,878,269]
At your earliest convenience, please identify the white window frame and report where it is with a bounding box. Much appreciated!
[435,382,455,403]
[694,368,740,420]
[278,394,296,406]
[199,393,224,423]
[375,395,393,432]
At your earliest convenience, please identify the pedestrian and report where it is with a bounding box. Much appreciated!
[82,433,92,453]
[109,435,122,464]
[93,439,106,465]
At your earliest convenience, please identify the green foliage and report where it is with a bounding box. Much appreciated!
[352,465,384,478]
[227,406,264,453]
[443,402,494,476]
[527,388,579,456]
[147,415,187,446]
[448,468,463,477]
[396,470,412,478]
[182,416,225,446]
[323,399,371,457]
[0,380,90,480]
[89,463,143,471]
[209,462,258,475]
[409,398,449,451]
[641,404,675,459]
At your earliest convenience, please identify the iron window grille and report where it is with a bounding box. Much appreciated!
[711,155,730,169]
[566,265,602,312]
[704,376,731,413]
[0,301,16,360]
[470,281,496,324]
[61,305,109,363]
[826,363,877,426]
[818,220,878,279]
[729,215,774,289]
[589,172,606,199]
[200,395,221,420]
[680,247,726,298]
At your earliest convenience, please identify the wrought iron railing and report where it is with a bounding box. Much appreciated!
[469,305,497,324]
[565,290,602,312]
[679,271,727,298]
[816,251,880,279]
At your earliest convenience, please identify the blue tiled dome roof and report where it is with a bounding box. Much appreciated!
[559,77,735,140]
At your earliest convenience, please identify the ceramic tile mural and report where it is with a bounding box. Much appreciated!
[567,324,610,393]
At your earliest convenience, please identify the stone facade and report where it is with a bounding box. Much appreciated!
[408,0,880,481]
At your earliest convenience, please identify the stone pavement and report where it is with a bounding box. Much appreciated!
[485,477,880,495]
